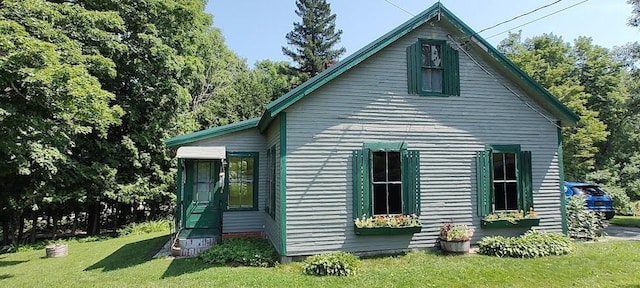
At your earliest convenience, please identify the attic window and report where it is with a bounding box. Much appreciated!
[407,39,460,96]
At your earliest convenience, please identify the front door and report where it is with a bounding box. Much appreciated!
[184,160,222,231]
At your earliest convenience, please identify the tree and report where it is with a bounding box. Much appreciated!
[498,33,609,180]
[282,0,346,78]
[629,0,640,27]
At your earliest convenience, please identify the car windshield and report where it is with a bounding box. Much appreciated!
[572,186,605,196]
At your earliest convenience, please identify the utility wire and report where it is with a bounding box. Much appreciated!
[475,0,563,35]
[382,0,415,17]
[484,0,589,40]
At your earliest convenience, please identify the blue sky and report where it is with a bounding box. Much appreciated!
[206,0,638,66]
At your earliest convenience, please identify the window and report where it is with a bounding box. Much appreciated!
[476,145,533,217]
[407,39,460,96]
[226,152,258,210]
[193,160,215,203]
[353,142,421,217]
[265,146,276,218]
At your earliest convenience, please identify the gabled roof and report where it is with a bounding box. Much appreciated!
[257,2,578,131]
[165,117,259,147]
[166,2,579,147]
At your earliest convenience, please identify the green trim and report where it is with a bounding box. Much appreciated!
[255,2,577,133]
[481,218,540,228]
[176,159,183,230]
[408,39,460,96]
[439,5,579,125]
[354,226,422,236]
[165,117,259,147]
[364,142,407,151]
[279,113,287,255]
[267,145,276,219]
[557,123,568,235]
[485,144,521,152]
[225,152,260,211]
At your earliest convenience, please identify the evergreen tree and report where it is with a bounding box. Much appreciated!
[282,0,346,78]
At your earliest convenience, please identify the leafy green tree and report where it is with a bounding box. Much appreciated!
[282,0,346,78]
[0,0,124,243]
[498,33,609,180]
[629,0,640,27]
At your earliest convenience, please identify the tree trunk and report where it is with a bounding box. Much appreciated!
[52,214,58,241]
[71,210,78,236]
[1,218,9,246]
[30,212,37,244]
[17,211,25,245]
[113,204,119,233]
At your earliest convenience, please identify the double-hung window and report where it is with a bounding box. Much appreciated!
[407,39,460,96]
[476,145,533,217]
[265,146,276,218]
[226,152,258,211]
[353,143,421,218]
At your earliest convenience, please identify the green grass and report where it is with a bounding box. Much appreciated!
[1,232,640,287]
[610,215,640,228]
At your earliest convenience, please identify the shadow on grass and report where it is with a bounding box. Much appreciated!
[84,235,169,272]
[0,274,13,280]
[161,257,211,278]
[0,260,28,268]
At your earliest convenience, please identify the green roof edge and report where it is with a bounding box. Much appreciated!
[437,5,580,124]
[165,117,260,147]
[257,2,578,131]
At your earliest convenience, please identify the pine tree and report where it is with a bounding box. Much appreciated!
[282,0,346,78]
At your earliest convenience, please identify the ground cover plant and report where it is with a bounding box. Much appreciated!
[478,230,574,258]
[198,237,279,267]
[302,251,360,276]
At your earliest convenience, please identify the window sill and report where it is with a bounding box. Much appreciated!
[354,226,422,236]
[481,218,540,228]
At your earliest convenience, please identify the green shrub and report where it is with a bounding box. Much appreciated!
[199,237,279,267]
[566,196,607,239]
[118,220,170,236]
[303,251,360,276]
[478,230,573,258]
[632,201,640,216]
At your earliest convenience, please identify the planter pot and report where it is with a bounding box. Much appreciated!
[440,239,470,253]
[45,244,68,258]
[354,226,422,236]
[481,218,540,228]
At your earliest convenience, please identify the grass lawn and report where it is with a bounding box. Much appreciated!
[610,215,640,228]
[1,232,640,288]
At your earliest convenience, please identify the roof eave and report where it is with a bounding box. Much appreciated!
[165,117,260,147]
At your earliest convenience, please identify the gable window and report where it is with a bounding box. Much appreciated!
[265,145,276,218]
[407,39,460,96]
[226,152,258,210]
[476,145,533,217]
[353,142,421,218]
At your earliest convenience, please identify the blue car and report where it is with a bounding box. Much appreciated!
[564,181,615,220]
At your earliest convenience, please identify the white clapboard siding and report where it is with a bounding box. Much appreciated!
[283,20,562,255]
[190,128,267,234]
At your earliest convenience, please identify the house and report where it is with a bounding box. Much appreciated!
[165,2,578,258]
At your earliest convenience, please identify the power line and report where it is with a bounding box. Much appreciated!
[476,0,563,35]
[382,0,415,17]
[484,0,589,40]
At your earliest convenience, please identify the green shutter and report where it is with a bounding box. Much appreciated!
[407,42,420,94]
[352,149,371,219]
[520,150,533,211]
[402,150,421,215]
[443,44,460,96]
[476,151,491,216]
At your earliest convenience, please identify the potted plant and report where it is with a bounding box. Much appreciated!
[481,208,540,228]
[439,222,474,253]
[354,214,422,235]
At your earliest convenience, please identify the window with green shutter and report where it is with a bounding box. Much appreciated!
[476,145,534,217]
[407,39,460,96]
[265,146,276,218]
[352,143,421,219]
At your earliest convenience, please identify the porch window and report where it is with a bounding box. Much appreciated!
[193,160,215,203]
[476,145,533,216]
[227,152,259,210]
[407,39,460,96]
[353,142,421,218]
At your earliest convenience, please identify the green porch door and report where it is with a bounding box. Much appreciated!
[183,159,223,235]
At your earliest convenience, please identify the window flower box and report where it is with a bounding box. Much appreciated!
[354,214,421,236]
[482,209,540,228]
